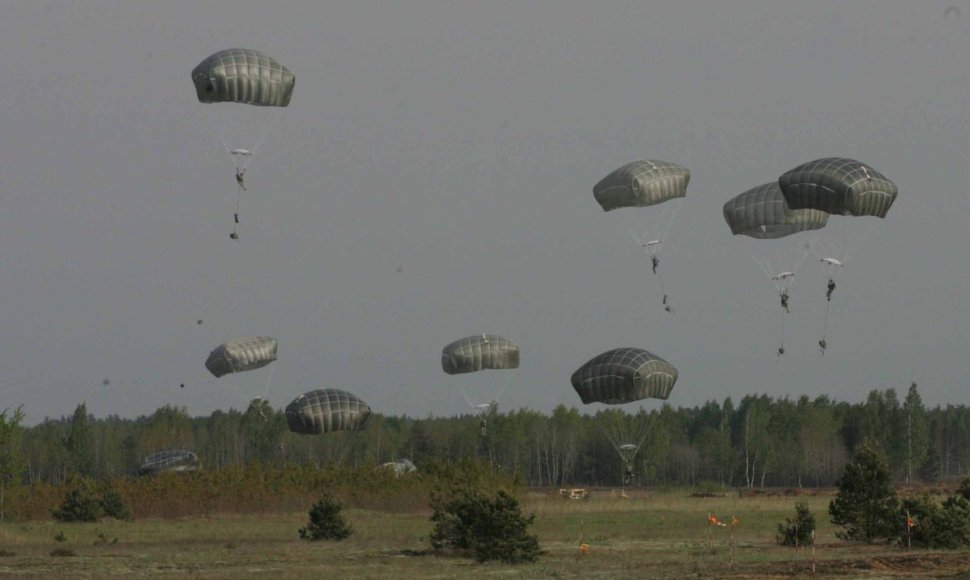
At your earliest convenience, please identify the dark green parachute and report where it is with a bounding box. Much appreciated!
[778,157,897,218]
[571,348,678,405]
[192,49,295,107]
[205,336,278,378]
[441,335,520,375]
[139,450,201,476]
[593,160,690,212]
[285,389,371,435]
[723,182,829,239]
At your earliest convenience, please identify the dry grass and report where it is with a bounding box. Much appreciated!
[0,489,966,578]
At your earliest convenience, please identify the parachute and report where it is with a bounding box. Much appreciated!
[191,49,295,107]
[192,49,295,239]
[378,458,418,476]
[205,336,278,378]
[441,334,520,374]
[724,183,828,357]
[593,160,690,311]
[285,389,371,435]
[722,182,828,239]
[571,348,676,486]
[205,336,278,404]
[593,160,690,212]
[139,450,201,476]
[777,158,898,218]
[441,334,519,435]
[571,347,678,405]
[778,158,899,352]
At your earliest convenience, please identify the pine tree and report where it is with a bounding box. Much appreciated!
[902,383,929,484]
[829,441,901,543]
[64,403,94,477]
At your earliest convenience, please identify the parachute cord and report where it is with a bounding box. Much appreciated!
[656,267,670,310]
[821,299,831,345]
[261,364,276,402]
[334,429,359,466]
[494,373,513,409]
[231,181,243,237]
[456,384,477,412]
[778,306,786,359]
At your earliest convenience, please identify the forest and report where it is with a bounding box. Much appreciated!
[4,382,966,492]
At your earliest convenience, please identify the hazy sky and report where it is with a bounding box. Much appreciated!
[2,1,968,423]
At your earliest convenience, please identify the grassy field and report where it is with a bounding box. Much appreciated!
[1,489,968,578]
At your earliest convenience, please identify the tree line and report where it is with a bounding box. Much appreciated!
[4,383,970,490]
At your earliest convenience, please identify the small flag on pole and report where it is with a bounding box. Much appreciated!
[708,514,727,527]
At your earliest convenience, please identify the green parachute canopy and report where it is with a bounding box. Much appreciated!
[593,160,690,212]
[139,450,201,476]
[441,334,520,375]
[778,157,898,218]
[723,182,829,239]
[571,347,678,405]
[285,389,371,435]
[192,49,295,107]
[205,336,278,378]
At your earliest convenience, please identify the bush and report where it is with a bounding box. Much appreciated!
[52,477,103,523]
[900,479,970,549]
[828,441,900,543]
[51,477,132,523]
[99,481,131,521]
[776,501,816,547]
[298,494,352,541]
[430,486,541,564]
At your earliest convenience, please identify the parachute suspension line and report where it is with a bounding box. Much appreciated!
[596,408,650,480]
[656,269,670,311]
[494,371,513,410]
[633,231,670,310]
[230,182,243,239]
[261,363,276,401]
[819,299,832,355]
[778,302,786,359]
[456,384,477,412]
[655,199,681,310]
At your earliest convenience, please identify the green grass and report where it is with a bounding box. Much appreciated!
[0,489,967,578]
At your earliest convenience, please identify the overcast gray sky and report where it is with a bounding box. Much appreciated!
[2,1,968,423]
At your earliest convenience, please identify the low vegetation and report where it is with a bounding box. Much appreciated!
[298,494,352,541]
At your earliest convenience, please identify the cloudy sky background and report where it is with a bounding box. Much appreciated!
[1,1,968,423]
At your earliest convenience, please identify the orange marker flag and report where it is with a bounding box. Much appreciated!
[907,516,915,528]
[708,514,727,527]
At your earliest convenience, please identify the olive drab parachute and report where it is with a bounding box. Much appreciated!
[593,160,690,311]
[192,49,295,239]
[778,158,898,353]
[205,336,278,378]
[285,389,371,435]
[724,182,827,357]
[139,450,201,476]
[593,160,690,212]
[571,348,678,405]
[441,335,519,435]
[378,458,417,476]
[722,182,829,239]
[778,157,898,218]
[192,49,295,107]
[441,334,520,374]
